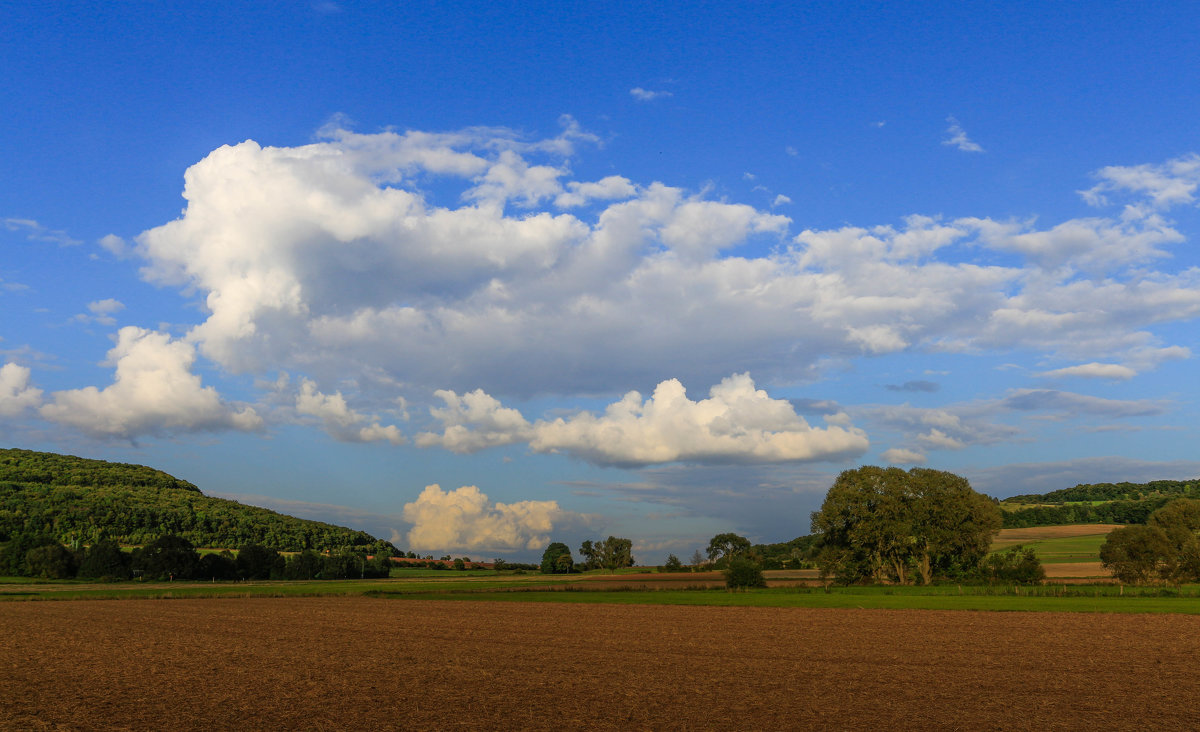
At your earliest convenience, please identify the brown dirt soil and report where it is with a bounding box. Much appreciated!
[993,525,1123,545]
[4,598,1199,730]
[1043,561,1109,579]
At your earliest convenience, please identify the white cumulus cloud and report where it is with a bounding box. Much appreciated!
[417,374,870,467]
[402,484,566,553]
[0,363,43,416]
[39,327,262,440]
[415,388,532,453]
[296,378,405,444]
[530,373,869,467]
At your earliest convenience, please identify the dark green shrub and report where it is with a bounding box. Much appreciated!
[79,538,132,580]
[25,542,78,579]
[285,549,324,580]
[979,545,1045,584]
[133,535,200,581]
[724,557,766,589]
[236,544,283,580]
[198,551,238,581]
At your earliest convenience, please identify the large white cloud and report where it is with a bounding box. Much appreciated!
[420,373,870,467]
[531,373,868,467]
[401,484,567,553]
[123,125,1199,444]
[0,363,42,416]
[8,127,1186,457]
[38,327,262,439]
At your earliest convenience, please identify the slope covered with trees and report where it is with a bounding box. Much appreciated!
[0,448,385,552]
[1000,478,1200,528]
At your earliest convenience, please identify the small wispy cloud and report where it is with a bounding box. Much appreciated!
[881,447,925,465]
[71,298,126,326]
[885,380,940,393]
[942,116,984,153]
[1036,363,1136,381]
[4,218,81,246]
[630,87,672,102]
[772,194,791,207]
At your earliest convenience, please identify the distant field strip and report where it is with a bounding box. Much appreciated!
[6,575,1200,614]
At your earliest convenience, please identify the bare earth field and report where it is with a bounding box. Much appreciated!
[992,525,1124,546]
[3,597,1199,731]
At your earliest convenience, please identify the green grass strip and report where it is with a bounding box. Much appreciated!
[376,585,1200,615]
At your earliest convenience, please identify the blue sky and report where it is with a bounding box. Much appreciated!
[3,2,1199,562]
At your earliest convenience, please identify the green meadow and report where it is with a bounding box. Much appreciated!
[990,533,1110,564]
[5,570,1200,615]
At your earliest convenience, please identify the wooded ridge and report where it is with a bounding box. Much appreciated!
[0,448,382,551]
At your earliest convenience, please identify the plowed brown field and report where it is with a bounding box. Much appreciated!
[3,597,1198,730]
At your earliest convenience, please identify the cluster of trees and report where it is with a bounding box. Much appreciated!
[578,537,634,572]
[1100,498,1200,584]
[811,466,1004,585]
[539,537,635,574]
[0,448,389,552]
[0,532,398,581]
[655,534,818,574]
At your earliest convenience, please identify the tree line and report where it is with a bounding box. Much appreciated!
[0,533,398,581]
[1005,479,1200,505]
[1001,497,1174,528]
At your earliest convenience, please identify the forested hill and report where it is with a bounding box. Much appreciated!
[999,478,1200,528]
[1004,479,1200,505]
[0,448,386,552]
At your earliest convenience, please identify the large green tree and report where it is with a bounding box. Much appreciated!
[24,542,78,579]
[134,534,200,581]
[1100,525,1173,584]
[78,538,132,579]
[578,537,635,573]
[236,544,283,580]
[811,466,1001,585]
[596,536,634,573]
[540,542,574,574]
[706,533,751,569]
[1147,498,1200,582]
